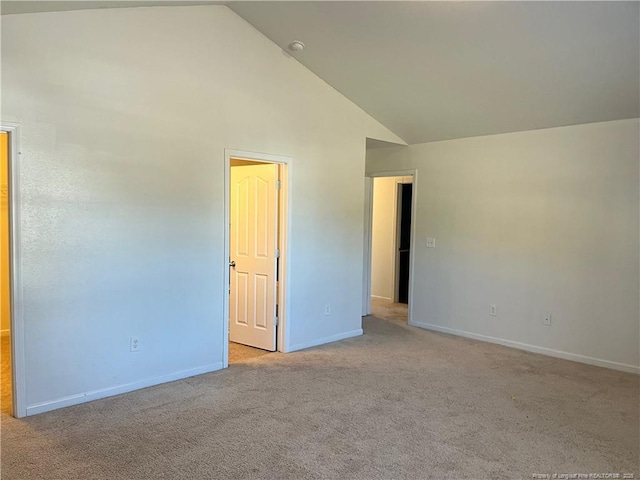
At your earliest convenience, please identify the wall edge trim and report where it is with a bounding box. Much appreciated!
[25,362,225,416]
[287,329,363,353]
[410,321,639,375]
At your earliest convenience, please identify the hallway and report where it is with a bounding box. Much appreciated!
[370,297,408,326]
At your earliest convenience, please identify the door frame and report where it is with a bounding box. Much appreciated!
[363,169,417,326]
[223,149,292,367]
[1,122,26,418]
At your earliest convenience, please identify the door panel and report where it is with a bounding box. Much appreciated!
[254,274,268,329]
[230,164,278,351]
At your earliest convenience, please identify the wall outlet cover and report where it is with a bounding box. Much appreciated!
[130,337,141,352]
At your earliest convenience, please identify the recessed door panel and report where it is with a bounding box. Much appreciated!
[233,271,249,326]
[235,178,250,258]
[255,176,269,258]
[254,274,268,329]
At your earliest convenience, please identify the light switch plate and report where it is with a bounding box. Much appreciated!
[426,238,436,248]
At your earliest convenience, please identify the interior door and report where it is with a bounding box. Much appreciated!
[229,163,278,351]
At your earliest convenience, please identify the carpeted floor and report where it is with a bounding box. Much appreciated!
[1,334,11,416]
[1,315,638,480]
[371,297,408,326]
[228,341,271,364]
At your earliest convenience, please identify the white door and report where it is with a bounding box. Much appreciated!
[229,164,279,351]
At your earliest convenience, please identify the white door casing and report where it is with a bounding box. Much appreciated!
[229,164,278,351]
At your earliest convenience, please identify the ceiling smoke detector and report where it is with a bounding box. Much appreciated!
[288,40,305,52]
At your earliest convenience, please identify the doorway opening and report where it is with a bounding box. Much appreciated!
[363,171,416,327]
[1,123,24,418]
[223,150,291,367]
[1,131,12,415]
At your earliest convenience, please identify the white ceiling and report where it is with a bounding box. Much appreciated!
[3,1,639,144]
[0,1,221,15]
[230,2,639,144]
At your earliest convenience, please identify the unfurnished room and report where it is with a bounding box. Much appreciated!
[0,1,638,479]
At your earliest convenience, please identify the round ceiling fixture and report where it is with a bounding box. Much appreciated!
[288,40,305,52]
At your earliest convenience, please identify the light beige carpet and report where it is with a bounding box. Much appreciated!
[1,316,638,479]
[371,297,408,326]
[228,341,271,364]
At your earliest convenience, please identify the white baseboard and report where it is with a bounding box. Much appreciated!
[287,329,363,353]
[371,295,392,301]
[26,362,225,416]
[410,321,639,375]
[1,329,9,337]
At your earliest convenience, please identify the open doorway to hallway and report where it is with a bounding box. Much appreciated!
[366,174,414,325]
[225,152,290,366]
[1,131,12,415]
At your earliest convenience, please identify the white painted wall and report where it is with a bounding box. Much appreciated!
[371,176,412,300]
[0,5,404,414]
[367,119,640,373]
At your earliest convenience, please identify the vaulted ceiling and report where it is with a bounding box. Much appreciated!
[230,1,639,144]
[3,1,639,145]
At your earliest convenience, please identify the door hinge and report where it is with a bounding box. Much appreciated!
[276,180,281,190]
[274,316,279,326]
[275,248,280,258]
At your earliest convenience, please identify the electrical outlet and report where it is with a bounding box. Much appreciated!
[130,336,141,352]
[324,305,331,316]
[426,238,436,248]
[489,304,497,316]
[543,314,552,326]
